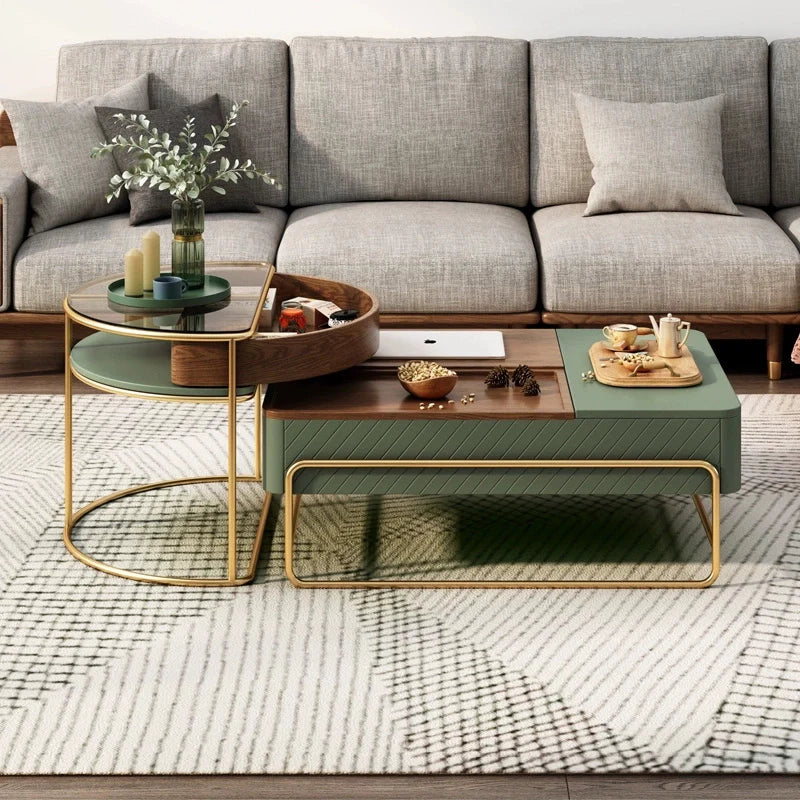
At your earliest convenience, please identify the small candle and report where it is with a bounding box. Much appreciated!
[124,248,143,296]
[141,230,160,291]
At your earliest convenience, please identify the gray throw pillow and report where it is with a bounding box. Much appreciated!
[95,95,259,225]
[573,93,740,217]
[1,75,149,233]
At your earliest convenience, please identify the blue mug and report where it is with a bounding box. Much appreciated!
[152,275,189,300]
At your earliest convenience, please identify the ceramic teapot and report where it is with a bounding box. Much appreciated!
[648,313,690,358]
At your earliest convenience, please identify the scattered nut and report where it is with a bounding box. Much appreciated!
[427,402,435,408]
[438,404,444,409]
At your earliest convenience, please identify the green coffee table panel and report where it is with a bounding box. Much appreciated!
[558,329,740,419]
[71,332,254,397]
[264,416,722,495]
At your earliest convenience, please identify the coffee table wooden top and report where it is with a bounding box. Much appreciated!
[265,330,575,420]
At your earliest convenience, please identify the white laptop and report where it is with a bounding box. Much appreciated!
[373,329,506,359]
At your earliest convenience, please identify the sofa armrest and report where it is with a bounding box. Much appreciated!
[0,147,28,312]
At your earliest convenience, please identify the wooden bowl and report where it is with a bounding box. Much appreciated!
[620,359,657,373]
[399,374,458,400]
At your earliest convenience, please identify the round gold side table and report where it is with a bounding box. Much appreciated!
[64,262,275,587]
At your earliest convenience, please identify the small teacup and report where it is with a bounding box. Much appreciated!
[602,323,638,349]
[152,275,188,300]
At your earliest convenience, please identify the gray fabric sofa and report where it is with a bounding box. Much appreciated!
[1,35,799,376]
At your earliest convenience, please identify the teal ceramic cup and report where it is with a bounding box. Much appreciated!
[152,275,189,300]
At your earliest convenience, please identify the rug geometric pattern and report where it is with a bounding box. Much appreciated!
[0,393,797,773]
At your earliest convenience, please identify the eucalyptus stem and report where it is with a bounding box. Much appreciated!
[91,100,281,204]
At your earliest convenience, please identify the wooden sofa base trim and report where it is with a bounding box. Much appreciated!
[380,311,540,328]
[0,312,66,339]
[0,310,793,379]
[540,311,800,327]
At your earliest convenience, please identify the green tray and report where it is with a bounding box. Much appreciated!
[107,274,231,309]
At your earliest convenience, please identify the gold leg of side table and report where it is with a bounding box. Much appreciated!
[283,459,721,590]
[64,327,271,587]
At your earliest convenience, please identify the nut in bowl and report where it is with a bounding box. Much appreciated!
[397,360,458,399]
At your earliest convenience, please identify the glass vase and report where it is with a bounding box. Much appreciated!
[171,198,205,289]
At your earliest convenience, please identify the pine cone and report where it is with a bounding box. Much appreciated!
[511,364,534,387]
[522,376,541,396]
[484,365,510,388]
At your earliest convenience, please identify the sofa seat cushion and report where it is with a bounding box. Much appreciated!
[13,207,286,313]
[533,203,800,313]
[276,201,538,314]
[773,206,800,250]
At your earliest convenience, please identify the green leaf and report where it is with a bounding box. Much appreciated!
[211,185,226,194]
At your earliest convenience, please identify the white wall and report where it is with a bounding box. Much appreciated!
[3,0,800,101]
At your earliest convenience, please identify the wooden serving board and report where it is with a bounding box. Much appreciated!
[588,340,703,388]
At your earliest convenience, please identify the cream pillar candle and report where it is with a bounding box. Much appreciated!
[141,230,161,291]
[124,248,144,297]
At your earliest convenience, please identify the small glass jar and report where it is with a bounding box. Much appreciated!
[279,306,306,333]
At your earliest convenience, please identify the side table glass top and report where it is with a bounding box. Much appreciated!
[66,262,273,337]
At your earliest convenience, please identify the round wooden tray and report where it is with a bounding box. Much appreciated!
[170,273,380,386]
[107,274,231,309]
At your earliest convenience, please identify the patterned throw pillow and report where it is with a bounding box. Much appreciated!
[95,95,259,225]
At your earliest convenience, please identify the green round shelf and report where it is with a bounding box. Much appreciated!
[70,332,254,398]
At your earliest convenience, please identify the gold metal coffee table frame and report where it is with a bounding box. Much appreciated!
[63,264,274,587]
[284,459,720,589]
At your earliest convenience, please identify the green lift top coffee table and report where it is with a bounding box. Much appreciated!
[263,329,740,589]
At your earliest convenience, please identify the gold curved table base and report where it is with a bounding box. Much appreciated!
[284,459,721,590]
[65,297,272,588]
[64,478,272,587]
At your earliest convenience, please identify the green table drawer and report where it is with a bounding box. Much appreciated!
[263,415,737,496]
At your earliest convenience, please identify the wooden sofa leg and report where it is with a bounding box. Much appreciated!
[766,323,783,380]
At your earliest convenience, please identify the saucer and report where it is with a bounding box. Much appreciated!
[601,340,650,353]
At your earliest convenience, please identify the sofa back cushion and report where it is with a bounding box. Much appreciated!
[57,38,288,207]
[530,37,769,208]
[770,39,800,208]
[289,37,529,207]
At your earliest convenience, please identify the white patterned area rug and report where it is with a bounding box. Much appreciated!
[0,393,798,774]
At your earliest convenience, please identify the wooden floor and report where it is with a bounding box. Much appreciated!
[2,773,800,800]
[1,336,798,800]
